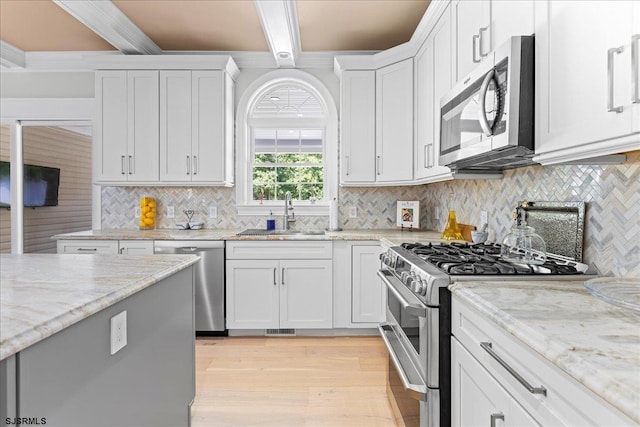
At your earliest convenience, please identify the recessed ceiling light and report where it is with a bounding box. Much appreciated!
[277,51,291,59]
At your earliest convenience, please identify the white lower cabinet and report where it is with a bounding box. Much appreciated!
[225,242,333,330]
[452,294,635,426]
[57,240,119,254]
[351,245,384,323]
[452,338,540,427]
[118,240,154,255]
[56,239,153,255]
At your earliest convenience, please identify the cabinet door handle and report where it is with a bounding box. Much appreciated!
[193,155,198,175]
[281,267,285,285]
[607,46,625,113]
[423,144,429,168]
[478,26,490,58]
[376,155,381,175]
[121,155,126,175]
[481,342,547,396]
[472,34,481,63]
[490,413,504,427]
[186,155,191,175]
[128,155,133,175]
[345,155,350,176]
[632,34,640,104]
[273,268,277,286]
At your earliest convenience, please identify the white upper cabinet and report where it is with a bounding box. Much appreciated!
[375,58,414,183]
[340,71,376,184]
[91,56,238,186]
[414,4,454,183]
[534,1,640,165]
[452,0,534,83]
[160,70,234,185]
[338,59,414,186]
[94,70,159,183]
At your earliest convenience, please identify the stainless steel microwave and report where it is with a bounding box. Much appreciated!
[440,35,535,172]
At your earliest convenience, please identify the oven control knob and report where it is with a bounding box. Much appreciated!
[416,278,428,296]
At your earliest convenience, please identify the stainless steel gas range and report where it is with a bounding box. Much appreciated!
[377,242,597,427]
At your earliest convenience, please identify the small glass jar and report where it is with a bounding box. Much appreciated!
[139,197,156,230]
[500,225,547,265]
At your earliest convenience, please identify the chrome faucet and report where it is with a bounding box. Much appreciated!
[283,191,296,230]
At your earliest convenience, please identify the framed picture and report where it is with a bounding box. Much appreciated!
[397,201,420,229]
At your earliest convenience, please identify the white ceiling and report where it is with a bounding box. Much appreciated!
[0,0,431,69]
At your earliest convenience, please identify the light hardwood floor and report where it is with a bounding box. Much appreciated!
[191,336,398,427]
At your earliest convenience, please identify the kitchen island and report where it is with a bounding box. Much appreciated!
[0,253,199,427]
[449,279,640,425]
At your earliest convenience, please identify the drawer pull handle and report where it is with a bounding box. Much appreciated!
[490,413,504,427]
[480,342,547,396]
[76,248,97,252]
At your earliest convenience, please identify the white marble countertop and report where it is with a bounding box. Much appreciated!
[52,228,449,245]
[449,280,640,424]
[0,254,200,361]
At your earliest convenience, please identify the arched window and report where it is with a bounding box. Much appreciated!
[236,70,337,216]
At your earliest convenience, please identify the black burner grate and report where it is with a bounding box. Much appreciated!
[402,242,580,276]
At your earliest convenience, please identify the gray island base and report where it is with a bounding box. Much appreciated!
[0,254,198,427]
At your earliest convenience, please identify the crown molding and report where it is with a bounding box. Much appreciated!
[334,0,450,73]
[83,54,240,77]
[53,0,161,55]
[0,40,26,69]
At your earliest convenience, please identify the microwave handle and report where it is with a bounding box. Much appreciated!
[479,69,496,137]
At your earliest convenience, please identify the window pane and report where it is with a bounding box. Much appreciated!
[276,184,298,200]
[297,166,324,183]
[276,129,300,154]
[300,184,324,200]
[254,129,276,154]
[276,166,297,183]
[301,130,323,153]
[253,166,276,184]
[254,153,276,164]
[253,184,276,201]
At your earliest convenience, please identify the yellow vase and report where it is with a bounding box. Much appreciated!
[139,197,156,230]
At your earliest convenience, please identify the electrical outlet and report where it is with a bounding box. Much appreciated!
[110,311,127,355]
[167,206,175,219]
[209,206,217,219]
[480,211,488,226]
[434,206,441,220]
[135,208,141,218]
[349,206,357,218]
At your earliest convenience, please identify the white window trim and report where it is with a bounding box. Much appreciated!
[235,70,338,216]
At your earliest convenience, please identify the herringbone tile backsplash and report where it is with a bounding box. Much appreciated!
[102,151,640,277]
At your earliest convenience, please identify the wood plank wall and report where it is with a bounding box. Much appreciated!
[0,126,92,253]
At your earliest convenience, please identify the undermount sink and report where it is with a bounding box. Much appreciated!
[236,229,325,236]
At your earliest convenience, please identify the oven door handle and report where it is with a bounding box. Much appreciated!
[377,270,427,317]
[379,324,427,397]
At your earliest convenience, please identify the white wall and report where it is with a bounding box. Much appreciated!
[0,72,94,98]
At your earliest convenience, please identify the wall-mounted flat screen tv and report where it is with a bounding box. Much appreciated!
[0,161,61,208]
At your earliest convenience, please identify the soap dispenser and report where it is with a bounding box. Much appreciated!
[267,210,276,231]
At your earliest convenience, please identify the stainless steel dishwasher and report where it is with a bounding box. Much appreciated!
[154,240,226,334]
